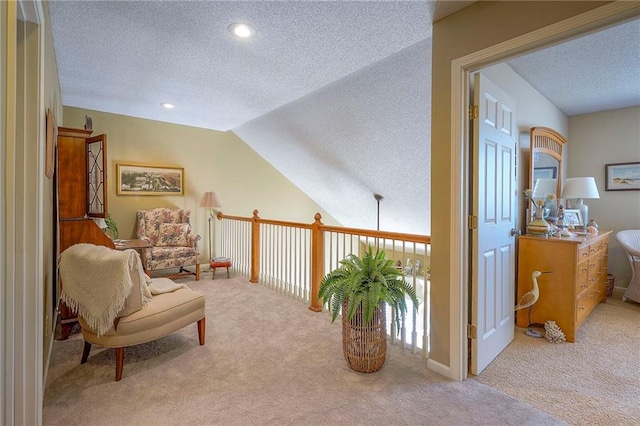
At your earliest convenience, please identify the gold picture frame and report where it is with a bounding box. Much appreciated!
[45,108,55,179]
[116,162,184,195]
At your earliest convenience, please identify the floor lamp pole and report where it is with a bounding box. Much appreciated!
[207,214,212,261]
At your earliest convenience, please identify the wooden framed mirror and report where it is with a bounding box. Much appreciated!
[529,127,566,216]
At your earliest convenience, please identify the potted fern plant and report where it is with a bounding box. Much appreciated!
[318,247,419,372]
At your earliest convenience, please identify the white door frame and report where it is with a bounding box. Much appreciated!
[448,2,640,381]
[3,0,45,424]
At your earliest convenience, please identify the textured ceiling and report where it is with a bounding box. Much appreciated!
[48,2,639,235]
[507,18,640,117]
[49,1,454,131]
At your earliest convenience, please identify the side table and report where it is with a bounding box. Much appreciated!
[114,239,152,251]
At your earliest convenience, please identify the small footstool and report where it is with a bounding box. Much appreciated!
[210,258,232,279]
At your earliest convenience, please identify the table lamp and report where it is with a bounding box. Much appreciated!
[561,177,600,228]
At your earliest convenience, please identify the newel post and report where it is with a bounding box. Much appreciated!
[250,209,260,283]
[309,213,324,312]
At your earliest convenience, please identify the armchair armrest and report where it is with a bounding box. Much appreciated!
[187,233,201,249]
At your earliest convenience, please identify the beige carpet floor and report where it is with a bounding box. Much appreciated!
[44,274,562,426]
[475,296,640,425]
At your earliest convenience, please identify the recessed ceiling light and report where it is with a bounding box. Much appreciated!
[228,23,256,39]
[161,103,175,109]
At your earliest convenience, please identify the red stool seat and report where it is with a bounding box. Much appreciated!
[210,259,232,279]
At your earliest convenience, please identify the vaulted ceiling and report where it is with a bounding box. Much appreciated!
[48,1,639,234]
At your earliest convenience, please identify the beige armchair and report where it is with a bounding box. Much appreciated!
[136,208,201,280]
[59,243,205,381]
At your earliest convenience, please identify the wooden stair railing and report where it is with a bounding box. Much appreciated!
[217,211,430,312]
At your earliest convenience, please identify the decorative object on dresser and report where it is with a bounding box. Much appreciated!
[562,209,582,229]
[523,189,555,236]
[616,230,640,303]
[200,191,223,260]
[516,231,611,342]
[561,177,600,229]
[515,270,552,337]
[136,208,201,280]
[605,162,640,191]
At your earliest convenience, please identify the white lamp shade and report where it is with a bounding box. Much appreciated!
[533,178,557,198]
[200,191,223,208]
[561,177,600,199]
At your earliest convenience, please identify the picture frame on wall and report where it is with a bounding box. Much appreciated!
[45,108,55,179]
[533,166,557,183]
[563,209,583,227]
[605,162,640,191]
[116,162,184,195]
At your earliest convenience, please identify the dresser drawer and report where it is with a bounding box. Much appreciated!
[588,259,601,286]
[576,285,600,327]
[576,261,589,294]
[578,245,591,260]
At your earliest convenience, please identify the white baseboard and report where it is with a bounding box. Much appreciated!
[42,310,59,388]
[427,358,452,379]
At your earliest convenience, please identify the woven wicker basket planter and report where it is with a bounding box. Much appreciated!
[341,301,387,373]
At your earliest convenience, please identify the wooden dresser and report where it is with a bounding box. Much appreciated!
[516,231,611,342]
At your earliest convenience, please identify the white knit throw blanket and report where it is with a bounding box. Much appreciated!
[60,244,147,337]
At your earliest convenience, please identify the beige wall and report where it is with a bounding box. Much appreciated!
[431,1,606,368]
[568,106,640,288]
[63,107,338,264]
[42,0,63,371]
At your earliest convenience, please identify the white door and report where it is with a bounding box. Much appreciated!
[470,73,517,375]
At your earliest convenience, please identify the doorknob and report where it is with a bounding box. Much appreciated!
[510,228,521,236]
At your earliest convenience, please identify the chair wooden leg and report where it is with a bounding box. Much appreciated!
[226,267,230,278]
[115,347,124,381]
[195,263,200,281]
[81,341,92,364]
[197,318,206,345]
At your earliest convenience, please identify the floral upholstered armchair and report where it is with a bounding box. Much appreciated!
[136,208,200,280]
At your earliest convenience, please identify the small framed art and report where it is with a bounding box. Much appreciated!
[563,209,583,227]
[605,162,640,191]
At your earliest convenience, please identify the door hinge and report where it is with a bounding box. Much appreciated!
[468,105,478,120]
[468,215,478,229]
[467,324,477,340]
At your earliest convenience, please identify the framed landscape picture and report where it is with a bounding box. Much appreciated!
[116,163,184,195]
[605,162,640,191]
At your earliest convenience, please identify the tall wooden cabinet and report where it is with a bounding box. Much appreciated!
[56,127,114,339]
[516,231,611,342]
